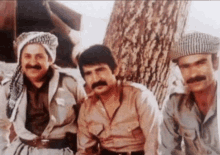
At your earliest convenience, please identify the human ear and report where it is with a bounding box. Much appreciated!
[213,56,219,70]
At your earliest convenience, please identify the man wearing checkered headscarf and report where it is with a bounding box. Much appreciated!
[160,32,220,155]
[0,31,86,155]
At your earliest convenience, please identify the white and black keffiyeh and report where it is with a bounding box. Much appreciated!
[7,32,58,121]
[6,65,23,120]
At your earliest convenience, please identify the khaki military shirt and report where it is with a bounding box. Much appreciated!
[77,82,160,155]
[0,67,86,155]
[160,85,220,155]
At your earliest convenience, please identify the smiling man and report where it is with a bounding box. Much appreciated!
[0,32,86,155]
[160,32,220,155]
[76,45,161,155]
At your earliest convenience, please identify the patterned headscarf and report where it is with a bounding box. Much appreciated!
[7,32,58,121]
[170,32,220,61]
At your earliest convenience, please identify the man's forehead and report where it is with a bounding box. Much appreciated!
[22,43,47,54]
[83,63,110,70]
[178,54,211,65]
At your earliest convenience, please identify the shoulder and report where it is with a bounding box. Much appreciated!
[80,93,98,112]
[0,77,11,95]
[123,81,158,106]
[162,85,189,114]
[1,77,11,86]
[83,93,98,105]
[165,84,188,106]
[60,72,77,84]
[123,81,148,92]
[123,81,154,98]
[0,78,11,103]
[57,67,85,86]
[54,65,85,83]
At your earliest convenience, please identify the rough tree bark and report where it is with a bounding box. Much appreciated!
[104,0,190,106]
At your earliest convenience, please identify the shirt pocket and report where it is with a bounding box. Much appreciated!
[180,127,196,140]
[88,123,104,137]
[52,88,77,124]
[127,121,143,139]
[56,88,77,106]
[180,127,207,154]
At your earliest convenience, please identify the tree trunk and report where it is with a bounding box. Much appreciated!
[104,0,190,106]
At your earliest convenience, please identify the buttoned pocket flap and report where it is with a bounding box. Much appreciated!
[56,98,65,106]
[56,88,76,106]
[88,124,104,136]
[180,127,196,140]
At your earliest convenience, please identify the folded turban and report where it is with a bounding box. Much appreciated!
[7,32,58,121]
[170,32,220,61]
[14,31,58,63]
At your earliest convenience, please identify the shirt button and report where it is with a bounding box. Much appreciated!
[207,150,212,154]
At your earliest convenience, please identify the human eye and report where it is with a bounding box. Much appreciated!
[23,54,31,59]
[84,71,91,76]
[96,67,105,72]
[196,59,207,65]
[179,64,189,69]
[36,54,44,59]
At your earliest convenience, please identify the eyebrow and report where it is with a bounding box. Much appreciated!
[195,58,207,64]
[179,58,208,67]
[95,66,106,71]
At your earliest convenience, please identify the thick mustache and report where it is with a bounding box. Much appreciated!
[92,81,107,89]
[26,65,41,70]
[186,76,206,84]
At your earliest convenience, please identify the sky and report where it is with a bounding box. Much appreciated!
[186,1,220,37]
[59,1,115,48]
[59,1,220,48]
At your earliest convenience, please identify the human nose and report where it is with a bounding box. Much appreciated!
[91,72,100,82]
[28,57,38,66]
[189,66,199,78]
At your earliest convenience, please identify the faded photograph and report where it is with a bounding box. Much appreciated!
[0,1,219,155]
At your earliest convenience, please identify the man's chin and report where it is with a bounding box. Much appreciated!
[25,73,46,82]
[93,87,108,95]
[189,83,206,92]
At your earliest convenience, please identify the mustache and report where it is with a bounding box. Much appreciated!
[92,81,107,89]
[25,64,42,70]
[186,75,206,84]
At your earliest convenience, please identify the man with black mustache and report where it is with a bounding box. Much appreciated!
[0,32,86,155]
[160,32,220,155]
[76,45,161,155]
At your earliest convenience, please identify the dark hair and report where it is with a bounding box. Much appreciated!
[212,53,218,62]
[78,45,117,77]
